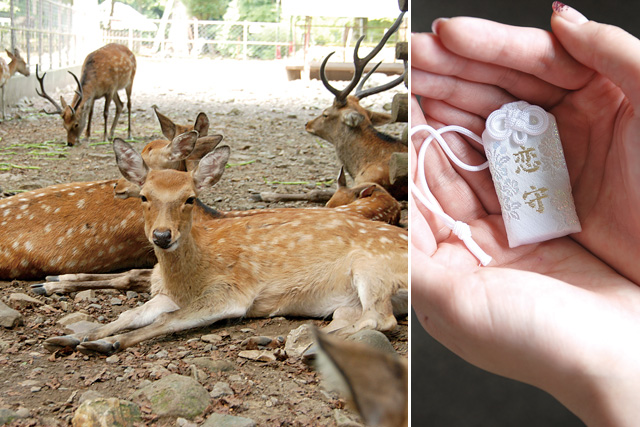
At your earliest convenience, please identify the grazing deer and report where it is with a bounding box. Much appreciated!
[1,113,221,281]
[313,328,408,427]
[42,139,407,355]
[36,43,136,146]
[0,48,30,120]
[306,12,407,200]
[327,166,402,226]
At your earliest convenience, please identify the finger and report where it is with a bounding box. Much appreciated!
[551,4,640,110]
[411,32,569,108]
[412,67,515,118]
[418,98,501,215]
[433,16,594,90]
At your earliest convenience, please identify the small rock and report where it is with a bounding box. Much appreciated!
[72,398,141,427]
[8,293,43,308]
[57,312,93,326]
[333,408,364,427]
[110,297,123,306]
[106,355,120,364]
[126,291,138,299]
[346,329,397,355]
[64,320,102,335]
[79,390,105,405]
[0,408,17,425]
[0,301,22,328]
[177,417,198,427]
[238,350,276,363]
[240,336,273,348]
[209,381,234,398]
[87,304,102,310]
[154,349,169,358]
[74,290,96,302]
[132,374,210,419]
[14,407,30,418]
[202,413,256,427]
[0,339,10,352]
[201,333,222,344]
[30,386,42,393]
[284,324,314,358]
[190,357,235,373]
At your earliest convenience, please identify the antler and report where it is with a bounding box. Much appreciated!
[320,11,406,106]
[354,59,407,100]
[35,64,62,115]
[68,71,83,110]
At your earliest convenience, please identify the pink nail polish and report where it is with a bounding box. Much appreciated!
[552,1,588,24]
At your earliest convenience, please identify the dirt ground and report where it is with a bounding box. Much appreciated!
[0,58,408,426]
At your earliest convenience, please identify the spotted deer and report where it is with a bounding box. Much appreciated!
[42,139,407,355]
[306,12,407,200]
[0,48,30,120]
[1,113,220,281]
[313,328,408,427]
[36,43,136,146]
[326,166,402,226]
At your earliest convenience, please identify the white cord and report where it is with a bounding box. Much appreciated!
[410,124,493,266]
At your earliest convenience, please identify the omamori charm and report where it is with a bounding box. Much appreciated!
[482,101,581,247]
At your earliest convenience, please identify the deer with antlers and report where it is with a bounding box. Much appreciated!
[0,48,30,120]
[36,43,136,146]
[42,139,407,355]
[306,12,407,200]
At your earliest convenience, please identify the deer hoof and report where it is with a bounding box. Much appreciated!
[30,283,50,296]
[77,340,120,356]
[43,336,81,353]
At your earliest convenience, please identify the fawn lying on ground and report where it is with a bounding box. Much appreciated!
[313,328,408,427]
[42,139,407,355]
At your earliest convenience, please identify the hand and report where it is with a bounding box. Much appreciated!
[411,4,640,426]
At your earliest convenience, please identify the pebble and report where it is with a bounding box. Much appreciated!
[106,355,120,364]
[0,301,22,328]
[201,333,222,343]
[74,290,96,302]
[209,381,234,398]
[110,297,123,306]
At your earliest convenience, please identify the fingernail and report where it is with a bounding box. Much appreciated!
[552,2,588,24]
[431,17,449,35]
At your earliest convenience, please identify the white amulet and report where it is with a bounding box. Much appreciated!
[482,101,581,248]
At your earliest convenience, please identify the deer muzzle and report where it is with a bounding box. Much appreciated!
[152,229,174,250]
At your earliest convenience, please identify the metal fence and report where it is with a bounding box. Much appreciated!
[0,0,94,72]
[101,16,407,63]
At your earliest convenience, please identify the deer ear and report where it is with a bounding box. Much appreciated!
[113,138,149,187]
[192,145,230,193]
[5,49,14,59]
[167,130,198,161]
[185,135,224,171]
[194,112,210,137]
[154,107,177,140]
[342,110,364,128]
[336,166,347,188]
[358,184,377,199]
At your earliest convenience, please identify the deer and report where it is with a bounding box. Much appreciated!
[0,48,30,120]
[326,166,402,226]
[313,328,408,427]
[41,139,407,355]
[1,112,221,282]
[306,12,407,200]
[36,43,136,146]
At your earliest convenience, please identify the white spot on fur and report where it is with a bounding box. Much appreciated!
[44,224,52,234]
[77,199,86,209]
[20,259,28,267]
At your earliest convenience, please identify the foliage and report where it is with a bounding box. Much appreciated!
[183,0,230,20]
[238,0,278,22]
[99,0,165,19]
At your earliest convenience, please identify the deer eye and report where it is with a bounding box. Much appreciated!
[140,195,148,202]
[185,197,196,205]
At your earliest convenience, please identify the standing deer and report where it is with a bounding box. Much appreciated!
[42,139,407,355]
[0,48,30,120]
[36,43,136,146]
[306,12,407,200]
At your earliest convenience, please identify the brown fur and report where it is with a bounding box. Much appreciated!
[0,49,29,120]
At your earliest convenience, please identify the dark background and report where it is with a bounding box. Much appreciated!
[410,0,640,426]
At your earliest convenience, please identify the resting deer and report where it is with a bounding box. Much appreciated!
[0,48,30,120]
[42,139,408,355]
[327,166,402,226]
[313,328,408,427]
[1,112,220,281]
[306,12,407,200]
[36,43,136,145]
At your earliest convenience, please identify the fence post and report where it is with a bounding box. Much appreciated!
[9,0,16,51]
[128,27,133,50]
[243,21,247,60]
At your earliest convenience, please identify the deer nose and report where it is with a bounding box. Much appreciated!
[152,229,173,249]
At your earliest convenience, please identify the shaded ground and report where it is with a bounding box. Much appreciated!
[0,58,407,426]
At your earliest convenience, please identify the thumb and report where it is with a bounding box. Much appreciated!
[551,2,640,108]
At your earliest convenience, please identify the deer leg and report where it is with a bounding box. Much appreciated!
[1,86,5,120]
[43,293,180,353]
[125,88,132,139]
[109,93,123,141]
[85,100,95,139]
[77,302,249,355]
[31,269,153,296]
